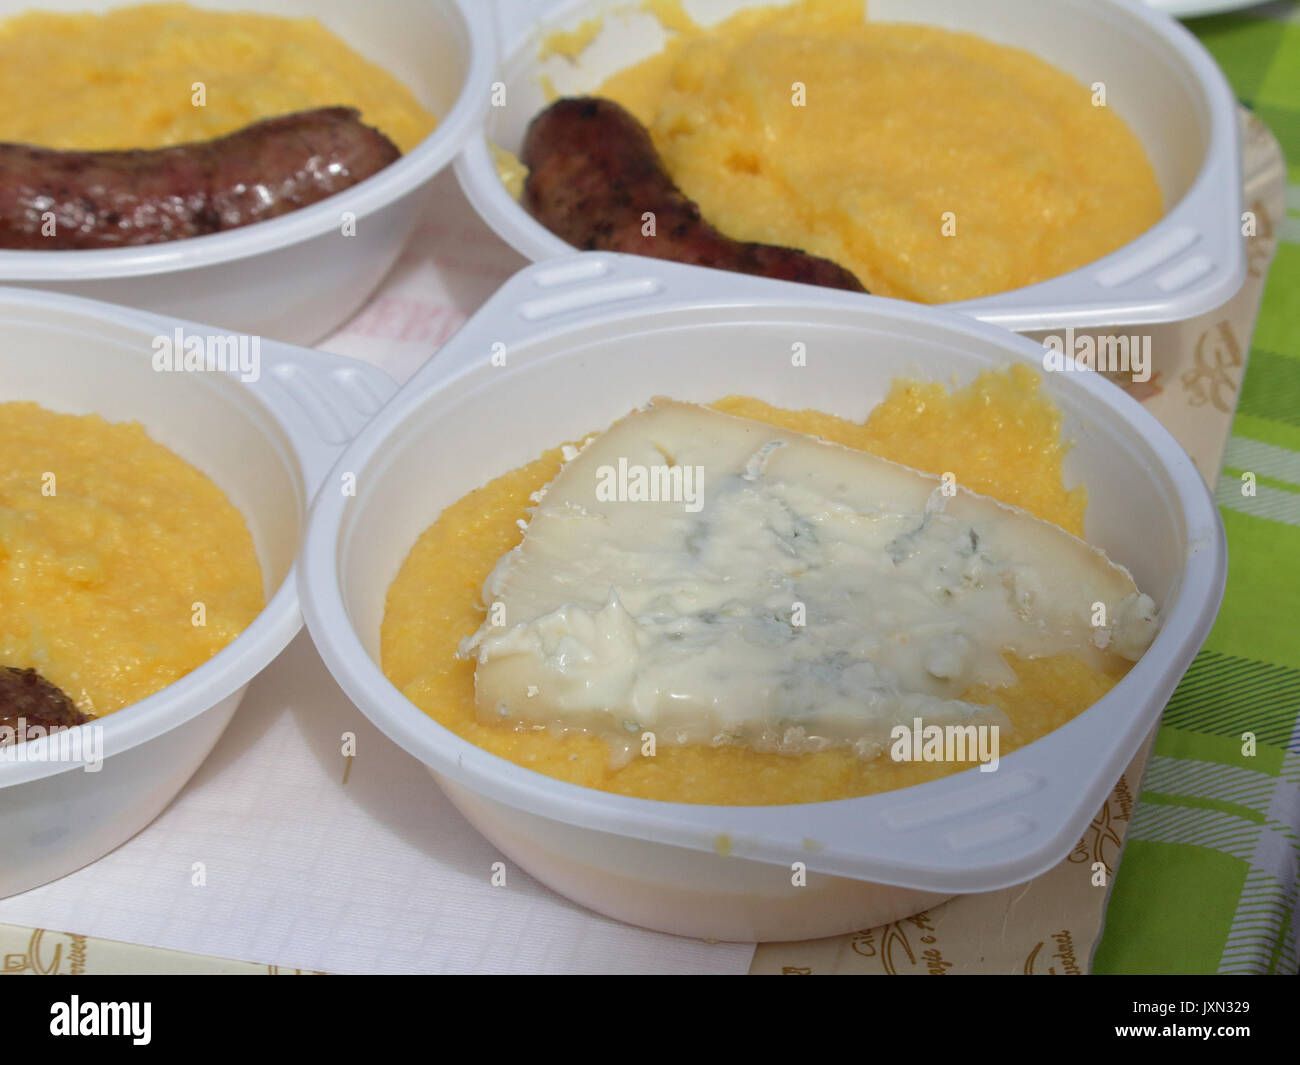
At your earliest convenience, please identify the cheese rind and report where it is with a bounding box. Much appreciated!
[460,400,1158,758]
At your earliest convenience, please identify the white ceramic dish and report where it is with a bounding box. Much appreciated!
[460,0,1245,333]
[0,0,494,345]
[0,287,396,899]
[299,253,1227,942]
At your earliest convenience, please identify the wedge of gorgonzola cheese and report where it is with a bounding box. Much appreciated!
[460,399,1158,761]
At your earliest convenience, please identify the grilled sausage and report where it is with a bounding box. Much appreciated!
[0,106,402,250]
[522,97,866,293]
[0,666,90,744]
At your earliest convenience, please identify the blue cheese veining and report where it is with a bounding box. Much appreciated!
[459,399,1159,763]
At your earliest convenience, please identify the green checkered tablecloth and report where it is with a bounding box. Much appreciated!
[1093,0,1300,975]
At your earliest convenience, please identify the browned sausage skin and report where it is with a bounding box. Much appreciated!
[0,106,402,250]
[522,97,866,293]
[0,666,90,745]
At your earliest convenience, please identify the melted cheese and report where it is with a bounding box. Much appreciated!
[461,399,1157,762]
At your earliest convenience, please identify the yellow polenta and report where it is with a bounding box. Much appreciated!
[0,403,264,718]
[381,366,1127,806]
[589,0,1163,303]
[0,3,435,153]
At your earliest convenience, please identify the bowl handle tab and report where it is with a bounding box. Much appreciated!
[247,344,398,495]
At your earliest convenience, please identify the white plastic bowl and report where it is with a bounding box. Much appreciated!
[0,286,396,899]
[459,0,1245,333]
[0,0,495,345]
[299,253,1227,942]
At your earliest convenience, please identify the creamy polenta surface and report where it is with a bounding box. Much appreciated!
[585,0,1163,302]
[0,403,264,718]
[0,3,435,152]
[382,366,1129,806]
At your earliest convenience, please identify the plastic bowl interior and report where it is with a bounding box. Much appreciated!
[0,287,394,898]
[0,0,494,343]
[299,254,1226,940]
[458,0,1244,333]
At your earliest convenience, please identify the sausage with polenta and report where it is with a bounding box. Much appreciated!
[0,667,90,744]
[522,97,867,293]
[0,107,400,250]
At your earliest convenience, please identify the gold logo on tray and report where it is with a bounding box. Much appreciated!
[849,911,951,974]
[1069,797,1124,875]
[1112,774,1134,823]
[3,929,86,975]
[1023,931,1081,975]
[1183,321,1244,413]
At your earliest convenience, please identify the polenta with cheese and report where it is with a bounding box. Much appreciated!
[382,367,1139,806]
[0,403,264,718]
